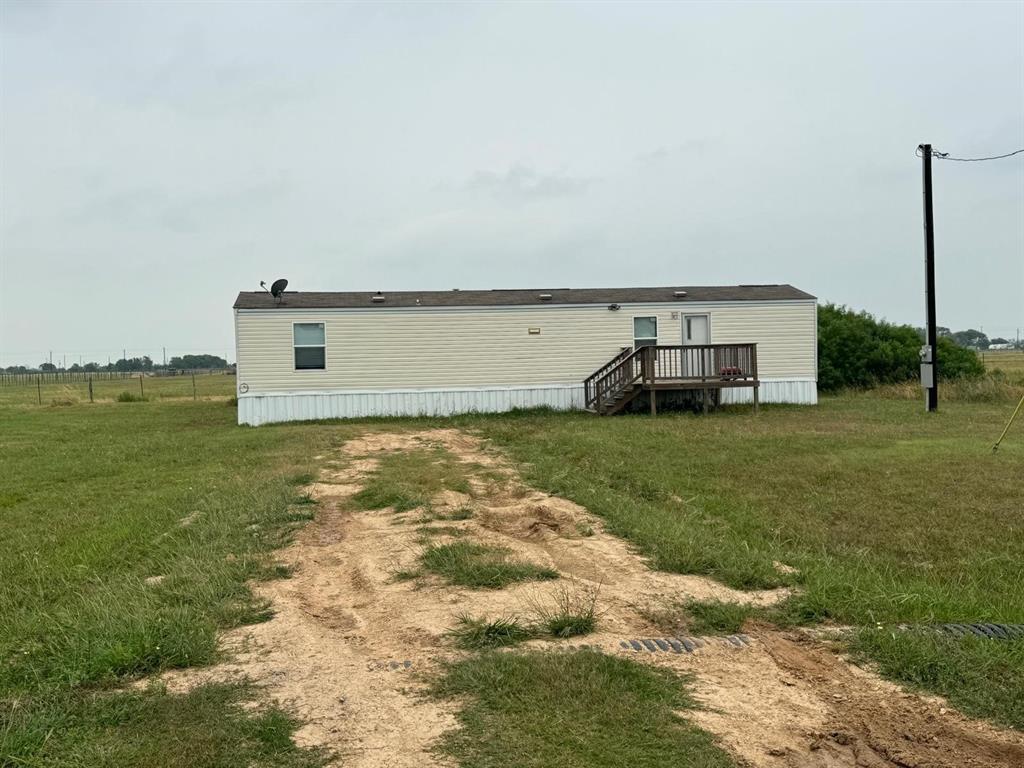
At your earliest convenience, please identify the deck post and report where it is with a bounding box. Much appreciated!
[750,343,759,414]
[647,347,657,416]
[703,387,708,414]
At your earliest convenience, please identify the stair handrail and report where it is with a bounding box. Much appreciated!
[584,347,633,409]
[592,347,645,413]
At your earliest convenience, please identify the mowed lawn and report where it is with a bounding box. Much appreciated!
[1,378,1022,765]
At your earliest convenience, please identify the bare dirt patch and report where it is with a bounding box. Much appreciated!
[158,428,1024,768]
[653,622,1024,767]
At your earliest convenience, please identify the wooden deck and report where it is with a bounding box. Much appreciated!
[584,344,759,415]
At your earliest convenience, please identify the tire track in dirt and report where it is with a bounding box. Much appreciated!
[157,428,1024,768]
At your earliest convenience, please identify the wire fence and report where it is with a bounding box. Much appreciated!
[3,370,237,406]
[0,368,232,387]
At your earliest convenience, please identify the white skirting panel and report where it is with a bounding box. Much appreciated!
[718,378,818,405]
[238,379,817,425]
[238,384,586,426]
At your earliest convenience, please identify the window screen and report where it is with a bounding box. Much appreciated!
[633,316,657,348]
[294,323,326,370]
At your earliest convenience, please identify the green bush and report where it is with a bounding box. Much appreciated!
[935,336,985,379]
[818,304,983,392]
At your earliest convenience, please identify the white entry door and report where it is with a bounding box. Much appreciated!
[682,315,710,377]
[683,315,709,346]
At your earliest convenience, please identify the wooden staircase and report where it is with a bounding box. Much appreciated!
[584,343,760,416]
[583,347,645,415]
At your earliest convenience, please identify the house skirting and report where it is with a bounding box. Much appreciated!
[237,379,816,426]
[719,377,818,406]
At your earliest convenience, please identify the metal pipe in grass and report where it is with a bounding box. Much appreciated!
[992,393,1024,452]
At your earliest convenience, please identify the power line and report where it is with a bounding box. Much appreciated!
[916,146,1024,162]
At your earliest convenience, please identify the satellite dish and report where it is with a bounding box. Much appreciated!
[270,279,288,298]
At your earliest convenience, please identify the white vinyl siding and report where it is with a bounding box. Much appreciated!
[234,300,816,395]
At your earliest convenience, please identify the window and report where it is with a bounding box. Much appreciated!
[294,323,326,370]
[633,316,657,348]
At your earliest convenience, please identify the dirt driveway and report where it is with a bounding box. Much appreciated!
[160,428,1024,768]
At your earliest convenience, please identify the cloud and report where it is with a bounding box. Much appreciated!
[466,164,595,204]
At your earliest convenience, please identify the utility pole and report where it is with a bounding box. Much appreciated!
[919,143,938,412]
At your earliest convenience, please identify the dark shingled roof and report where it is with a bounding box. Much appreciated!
[233,284,815,310]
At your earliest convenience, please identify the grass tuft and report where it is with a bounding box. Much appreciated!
[639,597,814,637]
[529,581,599,638]
[421,541,558,589]
[429,649,734,767]
[448,614,535,649]
[415,525,466,540]
[0,682,328,768]
[117,391,149,402]
[351,448,471,513]
[680,600,757,635]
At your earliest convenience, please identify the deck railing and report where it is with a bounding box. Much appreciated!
[644,343,758,383]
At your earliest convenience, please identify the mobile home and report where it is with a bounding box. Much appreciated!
[233,285,817,426]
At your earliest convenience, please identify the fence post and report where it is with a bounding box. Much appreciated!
[139,375,144,398]
[37,375,41,405]
[89,376,94,403]
[192,372,196,401]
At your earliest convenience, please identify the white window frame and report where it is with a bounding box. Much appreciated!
[292,321,327,372]
[632,315,658,349]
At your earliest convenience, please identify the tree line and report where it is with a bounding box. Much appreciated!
[4,354,231,374]
[929,328,1020,350]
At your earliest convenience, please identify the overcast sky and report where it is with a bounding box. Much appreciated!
[1,1,1022,366]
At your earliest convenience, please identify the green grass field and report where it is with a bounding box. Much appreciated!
[983,349,1024,377]
[1,377,1022,764]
